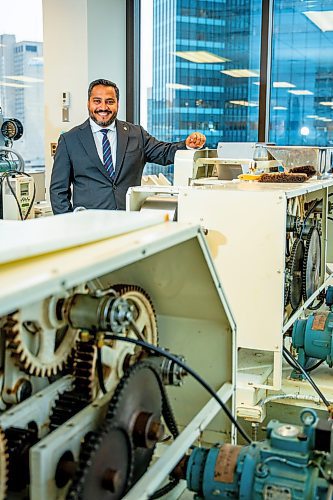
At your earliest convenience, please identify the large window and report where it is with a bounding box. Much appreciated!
[140,0,262,180]
[270,0,333,145]
[140,0,333,180]
[0,0,44,169]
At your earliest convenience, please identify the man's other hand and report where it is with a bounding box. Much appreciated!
[185,132,206,149]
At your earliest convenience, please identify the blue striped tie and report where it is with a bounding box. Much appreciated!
[100,129,115,179]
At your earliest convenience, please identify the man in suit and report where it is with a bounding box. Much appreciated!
[50,78,206,213]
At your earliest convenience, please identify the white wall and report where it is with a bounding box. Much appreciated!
[43,0,126,197]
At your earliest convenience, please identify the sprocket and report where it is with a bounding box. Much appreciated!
[106,361,164,485]
[4,298,79,377]
[302,226,321,301]
[95,284,159,393]
[286,238,305,311]
[0,427,9,500]
[49,339,97,431]
[66,425,134,500]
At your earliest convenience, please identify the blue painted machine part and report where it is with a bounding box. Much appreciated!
[292,312,333,367]
[326,286,333,307]
[186,410,331,499]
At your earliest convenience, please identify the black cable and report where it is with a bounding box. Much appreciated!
[0,170,35,220]
[307,299,324,311]
[300,199,322,238]
[329,217,333,222]
[6,174,23,219]
[104,332,252,444]
[305,359,324,373]
[281,346,323,373]
[96,346,107,394]
[283,347,331,408]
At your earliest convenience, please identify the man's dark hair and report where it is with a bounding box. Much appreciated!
[88,79,119,100]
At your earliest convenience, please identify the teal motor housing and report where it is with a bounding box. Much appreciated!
[186,409,332,499]
[292,311,333,368]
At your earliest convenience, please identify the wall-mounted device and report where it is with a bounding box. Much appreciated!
[62,91,70,122]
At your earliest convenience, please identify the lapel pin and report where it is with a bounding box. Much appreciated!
[124,126,127,130]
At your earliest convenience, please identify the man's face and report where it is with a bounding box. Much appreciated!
[88,85,119,127]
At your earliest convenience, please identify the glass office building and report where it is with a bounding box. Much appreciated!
[148,0,261,149]
[142,0,333,179]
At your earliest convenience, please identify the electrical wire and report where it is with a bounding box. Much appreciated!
[104,329,252,444]
[300,199,322,239]
[282,347,331,408]
[96,345,107,394]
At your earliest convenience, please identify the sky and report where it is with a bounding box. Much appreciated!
[0,0,43,42]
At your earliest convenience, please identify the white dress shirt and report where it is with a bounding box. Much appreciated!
[90,118,117,167]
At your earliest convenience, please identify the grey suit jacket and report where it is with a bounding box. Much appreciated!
[50,119,186,213]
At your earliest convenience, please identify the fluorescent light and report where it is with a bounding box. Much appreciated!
[319,101,333,106]
[5,75,43,83]
[0,81,30,88]
[273,106,287,110]
[221,69,259,78]
[253,81,260,86]
[173,51,230,63]
[273,81,296,88]
[307,115,319,118]
[303,10,333,32]
[229,100,258,107]
[288,89,313,95]
[166,83,192,90]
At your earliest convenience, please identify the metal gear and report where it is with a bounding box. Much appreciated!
[66,425,134,500]
[2,425,38,494]
[96,284,159,393]
[0,427,9,500]
[49,340,97,431]
[302,226,321,301]
[286,238,305,311]
[4,299,79,377]
[106,361,164,485]
[111,284,158,342]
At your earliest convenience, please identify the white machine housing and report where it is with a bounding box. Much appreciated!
[127,169,333,422]
[0,210,235,499]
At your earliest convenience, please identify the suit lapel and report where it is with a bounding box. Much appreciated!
[78,119,112,183]
[114,121,129,182]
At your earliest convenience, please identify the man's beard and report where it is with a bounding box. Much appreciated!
[89,110,117,127]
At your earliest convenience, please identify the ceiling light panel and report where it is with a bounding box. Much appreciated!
[303,10,333,31]
[222,69,259,78]
[174,51,230,63]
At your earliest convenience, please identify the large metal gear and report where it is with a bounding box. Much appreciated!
[66,426,134,500]
[302,226,321,301]
[92,284,159,394]
[0,427,9,500]
[286,238,305,311]
[4,299,79,377]
[106,361,164,485]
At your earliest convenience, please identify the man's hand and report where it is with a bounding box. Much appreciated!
[185,132,206,149]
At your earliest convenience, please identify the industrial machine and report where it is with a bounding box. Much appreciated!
[0,210,236,499]
[0,108,35,219]
[1,210,333,499]
[178,408,333,499]
[127,145,333,426]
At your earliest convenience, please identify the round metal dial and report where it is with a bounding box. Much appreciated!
[1,119,23,141]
